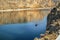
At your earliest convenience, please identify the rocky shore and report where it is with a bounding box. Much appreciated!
[34,3,60,40]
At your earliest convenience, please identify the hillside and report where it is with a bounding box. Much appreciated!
[0,0,55,9]
[0,0,55,24]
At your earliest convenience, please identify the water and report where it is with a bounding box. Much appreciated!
[0,16,47,40]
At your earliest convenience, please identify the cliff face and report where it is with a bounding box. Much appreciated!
[0,0,55,24]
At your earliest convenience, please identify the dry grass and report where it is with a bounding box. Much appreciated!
[0,0,55,9]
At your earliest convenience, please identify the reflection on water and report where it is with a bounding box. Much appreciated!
[0,16,47,40]
[0,10,49,24]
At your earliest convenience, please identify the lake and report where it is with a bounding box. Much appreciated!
[0,16,47,40]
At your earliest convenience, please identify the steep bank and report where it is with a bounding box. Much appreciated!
[0,0,54,24]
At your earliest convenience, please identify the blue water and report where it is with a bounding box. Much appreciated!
[0,16,47,40]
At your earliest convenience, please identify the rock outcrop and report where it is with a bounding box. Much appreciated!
[47,4,60,34]
[34,2,60,40]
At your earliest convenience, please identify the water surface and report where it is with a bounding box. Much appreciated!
[0,16,47,40]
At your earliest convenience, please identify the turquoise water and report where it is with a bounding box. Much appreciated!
[0,16,47,40]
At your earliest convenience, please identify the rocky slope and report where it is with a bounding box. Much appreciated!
[34,3,60,40]
[0,0,55,9]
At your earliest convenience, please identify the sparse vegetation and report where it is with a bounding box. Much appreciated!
[0,0,55,9]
